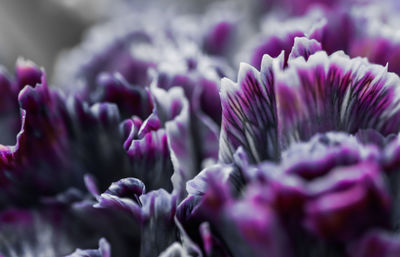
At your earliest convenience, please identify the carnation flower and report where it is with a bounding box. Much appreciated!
[0,60,193,255]
[221,38,400,164]
[177,34,400,257]
[179,132,400,257]
[3,0,400,256]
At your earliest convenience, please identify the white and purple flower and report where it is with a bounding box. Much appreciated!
[2,0,400,256]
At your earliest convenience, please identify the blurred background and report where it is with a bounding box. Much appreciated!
[0,0,136,77]
[0,0,223,79]
[2,0,381,83]
[0,0,83,75]
[0,0,266,96]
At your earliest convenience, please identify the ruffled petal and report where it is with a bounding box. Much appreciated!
[222,48,400,165]
[66,98,129,191]
[277,51,400,147]
[92,178,179,257]
[91,73,153,120]
[140,190,178,257]
[304,162,390,240]
[0,68,74,206]
[288,37,322,61]
[219,54,283,163]
[0,61,136,207]
[151,87,197,196]
[122,115,173,191]
[94,178,145,220]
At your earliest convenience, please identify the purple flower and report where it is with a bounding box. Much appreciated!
[176,35,400,257]
[76,177,180,257]
[54,12,234,173]
[0,41,220,255]
[245,2,400,75]
[0,61,126,207]
[0,60,192,255]
[0,54,202,205]
[179,132,400,256]
[4,0,400,256]
[220,39,400,164]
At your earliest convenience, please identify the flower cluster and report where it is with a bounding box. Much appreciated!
[2,0,400,256]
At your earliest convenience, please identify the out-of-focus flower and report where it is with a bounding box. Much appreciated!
[243,2,400,75]
[0,51,202,205]
[73,177,183,257]
[179,132,400,257]
[0,60,127,207]
[53,13,233,98]
[0,34,225,254]
[0,60,192,256]
[54,11,235,172]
